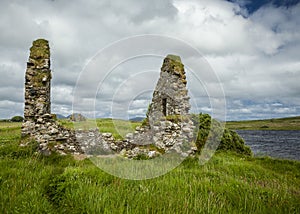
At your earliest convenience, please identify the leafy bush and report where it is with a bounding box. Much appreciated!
[133,153,149,160]
[11,116,24,122]
[192,113,211,150]
[218,129,252,156]
[192,113,252,156]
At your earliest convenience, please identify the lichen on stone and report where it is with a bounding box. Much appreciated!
[30,39,50,60]
[165,54,185,81]
[166,54,181,62]
[31,70,51,87]
[165,114,190,123]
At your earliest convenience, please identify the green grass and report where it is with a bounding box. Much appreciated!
[0,122,299,213]
[0,122,22,144]
[58,118,141,139]
[226,116,300,130]
[96,118,140,139]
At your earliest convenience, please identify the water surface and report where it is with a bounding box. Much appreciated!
[236,130,300,160]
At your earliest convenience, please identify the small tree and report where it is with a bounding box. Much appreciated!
[11,116,24,122]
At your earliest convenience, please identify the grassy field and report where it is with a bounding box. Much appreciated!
[0,121,300,213]
[58,118,141,139]
[226,116,300,130]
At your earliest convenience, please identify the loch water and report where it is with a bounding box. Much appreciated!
[236,130,300,161]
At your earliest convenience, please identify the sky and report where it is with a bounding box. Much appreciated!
[0,0,300,121]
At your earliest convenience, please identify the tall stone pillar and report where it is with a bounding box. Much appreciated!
[21,39,83,155]
[148,54,191,124]
[22,39,52,136]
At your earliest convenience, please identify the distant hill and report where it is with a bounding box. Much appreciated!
[129,117,145,122]
[55,114,67,119]
[226,116,300,130]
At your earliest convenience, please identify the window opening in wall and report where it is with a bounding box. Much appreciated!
[162,98,167,116]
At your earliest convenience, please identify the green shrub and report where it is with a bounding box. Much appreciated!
[11,116,24,122]
[218,129,252,156]
[192,113,252,156]
[141,117,149,126]
[193,113,211,150]
[141,104,151,126]
[133,153,149,160]
[260,125,269,129]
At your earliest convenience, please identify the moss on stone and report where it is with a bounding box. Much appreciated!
[138,144,165,155]
[141,117,149,126]
[167,54,181,62]
[32,70,51,87]
[30,39,50,60]
[166,54,185,82]
[165,114,190,123]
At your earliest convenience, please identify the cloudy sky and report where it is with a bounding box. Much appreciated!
[0,0,300,121]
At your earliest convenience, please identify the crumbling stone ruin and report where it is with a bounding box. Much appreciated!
[22,39,51,133]
[21,39,196,158]
[148,54,190,124]
[22,39,82,155]
[72,54,196,158]
[69,113,86,122]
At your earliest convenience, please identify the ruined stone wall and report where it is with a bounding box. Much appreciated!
[78,120,196,158]
[22,39,82,155]
[21,40,196,158]
[22,39,52,136]
[81,54,196,158]
[148,55,191,124]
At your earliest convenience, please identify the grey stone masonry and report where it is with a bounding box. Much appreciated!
[21,40,196,158]
[147,55,191,125]
[22,39,52,136]
[21,39,82,155]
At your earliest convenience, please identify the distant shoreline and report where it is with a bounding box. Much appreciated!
[226,116,300,130]
[2,115,300,131]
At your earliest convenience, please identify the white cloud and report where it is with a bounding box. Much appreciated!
[0,0,299,120]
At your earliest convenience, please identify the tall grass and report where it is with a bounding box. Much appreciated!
[0,122,299,213]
